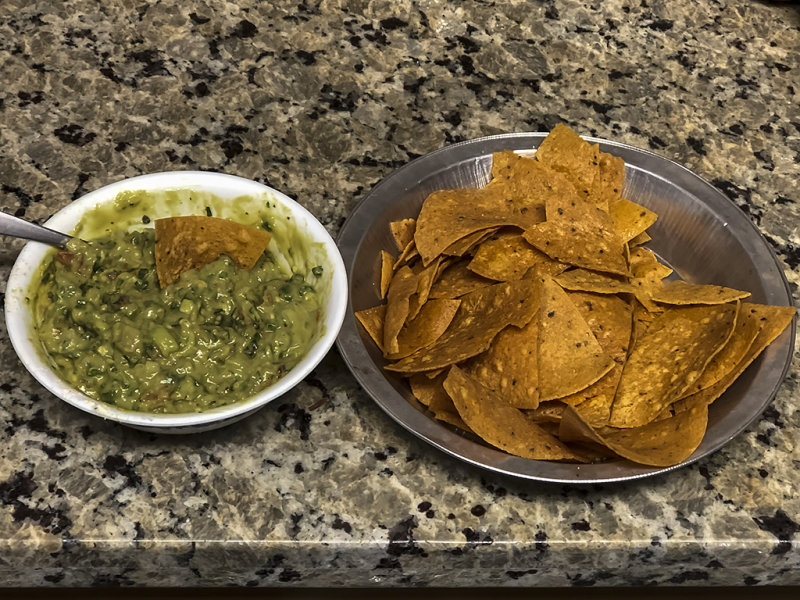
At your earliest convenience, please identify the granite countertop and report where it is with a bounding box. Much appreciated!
[1,0,799,588]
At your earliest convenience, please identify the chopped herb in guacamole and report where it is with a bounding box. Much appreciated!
[33,229,322,414]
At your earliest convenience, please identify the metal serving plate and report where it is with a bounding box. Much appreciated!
[336,133,795,483]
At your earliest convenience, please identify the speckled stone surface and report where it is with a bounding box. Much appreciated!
[1,0,799,588]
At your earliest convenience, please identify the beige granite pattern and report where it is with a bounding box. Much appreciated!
[1,0,799,587]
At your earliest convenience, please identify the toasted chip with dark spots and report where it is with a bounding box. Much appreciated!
[610,198,658,243]
[558,292,633,428]
[386,279,540,373]
[673,303,795,411]
[537,278,615,402]
[468,229,565,282]
[609,302,738,428]
[534,123,625,211]
[523,184,628,276]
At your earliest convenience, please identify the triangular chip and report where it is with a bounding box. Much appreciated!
[534,123,625,211]
[428,260,494,299]
[443,366,581,461]
[380,250,394,299]
[414,187,543,266]
[382,266,418,355]
[609,302,738,428]
[154,216,271,287]
[356,299,461,360]
[630,299,658,348]
[673,303,795,411]
[523,185,628,276]
[390,218,416,252]
[409,372,470,430]
[468,230,560,282]
[628,247,672,312]
[386,299,461,360]
[560,398,708,467]
[610,198,657,243]
[408,256,443,320]
[354,304,386,351]
[680,302,761,396]
[537,277,615,402]
[467,317,540,409]
[559,292,633,428]
[651,280,751,305]
[386,279,540,373]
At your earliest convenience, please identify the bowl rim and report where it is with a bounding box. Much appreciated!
[5,170,348,429]
[335,131,796,484]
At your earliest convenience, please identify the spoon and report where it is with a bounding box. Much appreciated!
[0,211,73,247]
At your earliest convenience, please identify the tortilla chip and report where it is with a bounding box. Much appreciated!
[628,247,672,312]
[382,266,419,355]
[555,268,633,295]
[386,279,540,373]
[414,187,543,266]
[443,366,582,461]
[534,123,625,211]
[357,298,461,360]
[380,250,394,299]
[386,299,461,360]
[154,216,272,287]
[409,372,470,430]
[560,398,708,467]
[467,317,540,409]
[390,219,416,252]
[680,303,761,396]
[442,228,498,257]
[629,247,671,278]
[523,185,628,276]
[537,277,615,402]
[559,292,633,428]
[408,256,444,320]
[629,231,651,247]
[393,239,419,271]
[525,402,565,423]
[354,304,386,351]
[609,302,738,428]
[651,280,751,305]
[487,150,568,215]
[468,230,560,282]
[610,198,657,243]
[428,260,494,299]
[674,303,795,411]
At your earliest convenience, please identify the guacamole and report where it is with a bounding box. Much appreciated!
[32,228,323,414]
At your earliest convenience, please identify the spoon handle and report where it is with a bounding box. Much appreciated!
[0,211,72,247]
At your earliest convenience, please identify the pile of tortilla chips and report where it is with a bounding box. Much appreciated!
[355,124,795,467]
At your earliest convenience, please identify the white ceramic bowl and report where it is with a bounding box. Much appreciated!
[5,171,347,433]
